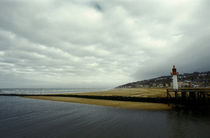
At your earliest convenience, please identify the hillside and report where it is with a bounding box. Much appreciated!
[117,71,210,88]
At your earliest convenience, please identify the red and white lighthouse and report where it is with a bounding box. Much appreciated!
[171,65,178,91]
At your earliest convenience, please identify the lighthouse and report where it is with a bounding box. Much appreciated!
[171,65,178,91]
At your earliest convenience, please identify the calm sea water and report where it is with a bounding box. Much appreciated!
[0,88,110,94]
[0,96,210,138]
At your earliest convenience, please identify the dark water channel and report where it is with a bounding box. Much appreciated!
[0,96,210,138]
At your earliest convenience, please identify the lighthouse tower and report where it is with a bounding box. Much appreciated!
[171,65,178,91]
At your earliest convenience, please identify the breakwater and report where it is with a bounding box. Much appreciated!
[0,93,168,103]
[167,88,210,105]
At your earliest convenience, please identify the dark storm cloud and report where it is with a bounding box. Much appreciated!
[0,0,209,88]
[91,2,102,11]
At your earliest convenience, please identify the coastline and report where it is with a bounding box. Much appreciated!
[24,88,171,110]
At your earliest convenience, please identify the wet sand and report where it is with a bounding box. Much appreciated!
[24,88,171,110]
[25,96,170,110]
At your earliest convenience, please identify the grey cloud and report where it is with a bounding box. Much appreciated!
[0,0,209,88]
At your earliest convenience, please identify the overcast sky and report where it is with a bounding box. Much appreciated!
[0,0,210,88]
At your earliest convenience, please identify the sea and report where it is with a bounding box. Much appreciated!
[0,88,110,94]
[0,88,210,138]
